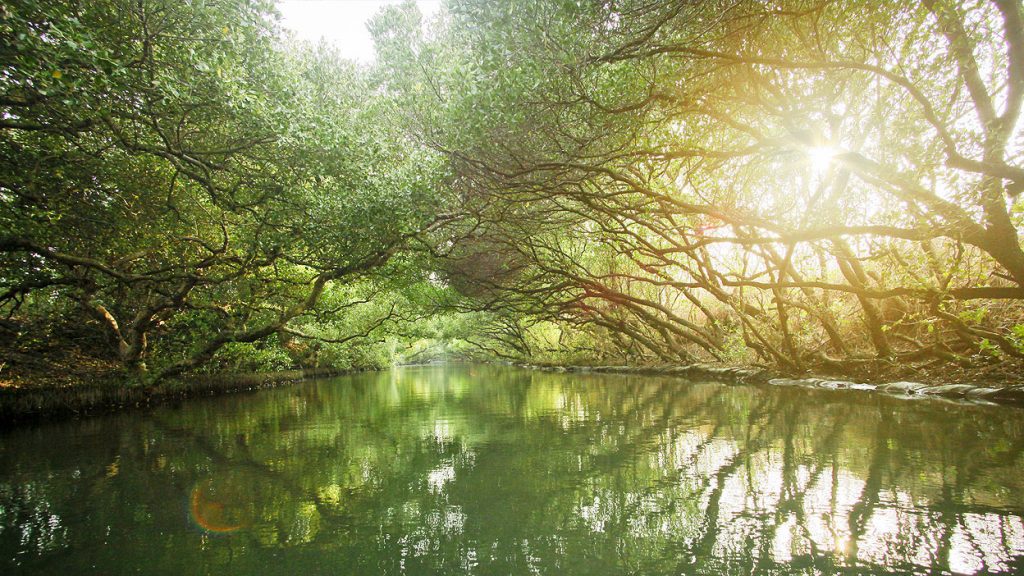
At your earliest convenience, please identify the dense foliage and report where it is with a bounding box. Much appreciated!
[0,0,453,382]
[2,0,1024,384]
[374,0,1024,375]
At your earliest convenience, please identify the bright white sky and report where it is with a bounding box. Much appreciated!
[277,0,442,63]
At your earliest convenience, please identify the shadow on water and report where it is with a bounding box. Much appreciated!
[1,364,1023,575]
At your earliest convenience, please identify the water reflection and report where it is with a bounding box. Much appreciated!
[1,365,1023,574]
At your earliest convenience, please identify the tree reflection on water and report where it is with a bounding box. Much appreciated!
[1,365,1023,575]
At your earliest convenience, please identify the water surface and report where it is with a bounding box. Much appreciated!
[2,365,1023,575]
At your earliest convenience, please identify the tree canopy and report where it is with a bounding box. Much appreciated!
[2,0,1024,385]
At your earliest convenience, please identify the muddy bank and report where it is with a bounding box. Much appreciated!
[519,363,1024,408]
[0,367,373,424]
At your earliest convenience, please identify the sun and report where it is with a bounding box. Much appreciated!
[807,146,836,173]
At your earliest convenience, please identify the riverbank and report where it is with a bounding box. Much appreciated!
[4,357,1023,424]
[517,362,1024,408]
[0,366,372,424]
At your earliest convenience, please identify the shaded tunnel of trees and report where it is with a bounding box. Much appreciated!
[2,0,1024,385]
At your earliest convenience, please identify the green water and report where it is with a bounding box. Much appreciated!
[1,366,1023,575]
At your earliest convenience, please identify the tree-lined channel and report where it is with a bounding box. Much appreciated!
[2,365,1022,575]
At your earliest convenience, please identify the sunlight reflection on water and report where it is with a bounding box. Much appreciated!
[1,365,1023,575]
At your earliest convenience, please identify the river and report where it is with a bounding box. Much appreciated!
[2,365,1023,574]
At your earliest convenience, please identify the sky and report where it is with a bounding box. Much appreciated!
[277,0,442,63]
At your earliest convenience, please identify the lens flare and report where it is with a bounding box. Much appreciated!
[189,478,245,533]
